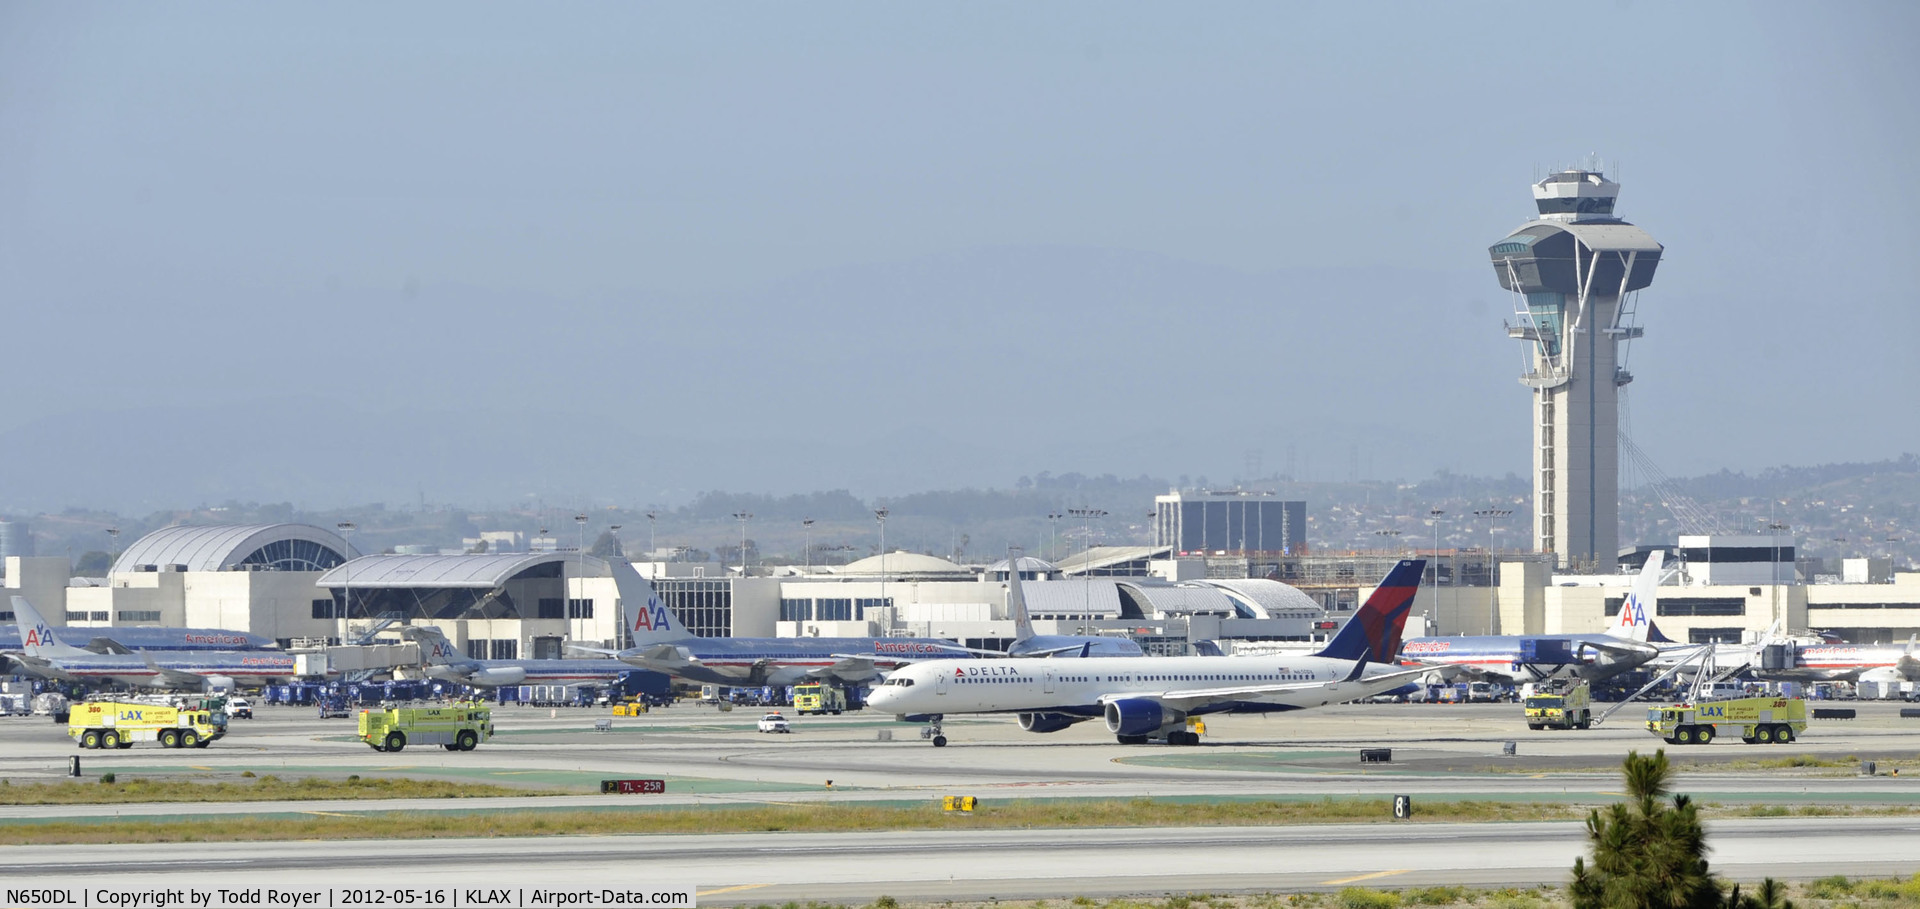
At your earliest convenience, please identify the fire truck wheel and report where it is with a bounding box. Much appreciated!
[160,730,179,748]
[80,730,101,749]
[1775,725,1794,744]
[456,730,478,751]
[385,732,406,753]
[181,730,199,748]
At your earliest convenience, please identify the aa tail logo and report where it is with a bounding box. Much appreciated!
[25,624,58,648]
[631,597,677,633]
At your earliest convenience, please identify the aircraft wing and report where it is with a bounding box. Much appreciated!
[809,656,889,682]
[7,653,71,680]
[86,637,135,655]
[1411,660,1528,684]
[567,644,621,656]
[140,653,214,689]
[1106,662,1447,713]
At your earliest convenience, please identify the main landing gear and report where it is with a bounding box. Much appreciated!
[920,715,947,747]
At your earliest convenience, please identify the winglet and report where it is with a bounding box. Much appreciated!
[612,558,693,646]
[1343,656,1368,683]
[1314,560,1424,663]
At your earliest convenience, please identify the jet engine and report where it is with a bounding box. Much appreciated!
[1103,698,1184,737]
[1018,712,1086,734]
[469,666,528,687]
[201,675,236,694]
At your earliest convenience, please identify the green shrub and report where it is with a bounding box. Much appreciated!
[240,771,255,778]
[1805,876,1854,899]
[1336,888,1398,909]
[1400,886,1466,905]
[871,898,898,909]
[98,773,115,784]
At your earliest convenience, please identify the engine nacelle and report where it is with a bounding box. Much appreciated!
[471,666,527,687]
[1018,712,1085,734]
[202,676,236,694]
[1103,698,1184,737]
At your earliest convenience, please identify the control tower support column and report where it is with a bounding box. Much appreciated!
[1489,170,1662,573]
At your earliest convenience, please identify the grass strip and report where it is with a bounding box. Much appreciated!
[0,774,554,805]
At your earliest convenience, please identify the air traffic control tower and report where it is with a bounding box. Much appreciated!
[1490,170,1662,573]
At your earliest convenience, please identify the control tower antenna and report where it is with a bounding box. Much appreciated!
[1489,167,1663,572]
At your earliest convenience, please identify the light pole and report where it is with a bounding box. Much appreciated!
[574,513,589,645]
[335,521,355,645]
[802,518,815,574]
[874,508,889,614]
[732,512,753,576]
[1428,509,1446,586]
[609,524,623,557]
[1373,529,1402,553]
[1768,518,1789,628]
[1046,512,1063,561]
[1472,508,1512,634]
[1068,508,1107,633]
[104,527,119,573]
[645,511,657,560]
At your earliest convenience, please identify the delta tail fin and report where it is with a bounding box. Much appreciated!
[1006,547,1035,643]
[11,596,91,659]
[1608,551,1674,643]
[1315,559,1424,663]
[611,558,694,647]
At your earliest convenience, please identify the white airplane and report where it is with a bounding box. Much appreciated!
[866,559,1440,746]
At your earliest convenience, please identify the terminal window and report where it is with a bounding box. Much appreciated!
[489,639,517,660]
[311,599,338,619]
[567,597,593,619]
[537,598,565,619]
[117,611,162,622]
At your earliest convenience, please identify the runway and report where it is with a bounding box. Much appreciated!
[4,700,1918,900]
[9,819,1920,904]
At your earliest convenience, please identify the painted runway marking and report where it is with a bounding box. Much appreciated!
[300,810,364,818]
[699,885,772,897]
[1322,870,1410,885]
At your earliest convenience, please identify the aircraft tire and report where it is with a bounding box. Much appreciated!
[456,730,478,751]
[931,735,948,747]
[80,730,101,749]
[1775,725,1794,744]
[385,732,405,753]
[1117,734,1149,745]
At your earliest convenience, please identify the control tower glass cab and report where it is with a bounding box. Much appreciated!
[1489,170,1662,573]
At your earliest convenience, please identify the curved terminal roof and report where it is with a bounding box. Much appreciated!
[1195,579,1323,618]
[314,553,608,589]
[986,555,1058,575]
[113,524,356,574]
[837,551,969,576]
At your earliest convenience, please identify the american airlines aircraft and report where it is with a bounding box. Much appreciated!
[0,625,275,653]
[598,559,974,687]
[402,624,663,689]
[1397,551,1676,683]
[9,596,300,690]
[866,559,1435,746]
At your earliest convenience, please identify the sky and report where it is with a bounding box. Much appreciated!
[2,2,1916,512]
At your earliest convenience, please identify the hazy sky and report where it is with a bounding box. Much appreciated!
[3,3,1916,511]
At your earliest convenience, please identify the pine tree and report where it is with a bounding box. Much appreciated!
[1571,749,1723,909]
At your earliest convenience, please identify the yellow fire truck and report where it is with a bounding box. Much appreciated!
[1524,681,1593,730]
[68,701,223,749]
[1646,696,1808,745]
[792,683,847,715]
[358,702,494,752]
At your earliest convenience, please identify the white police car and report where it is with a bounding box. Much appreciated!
[757,713,791,733]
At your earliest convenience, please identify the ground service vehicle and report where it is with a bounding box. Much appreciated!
[1525,681,1593,730]
[792,683,847,715]
[226,697,253,719]
[358,702,493,752]
[1646,696,1808,745]
[757,713,791,733]
[68,701,223,749]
